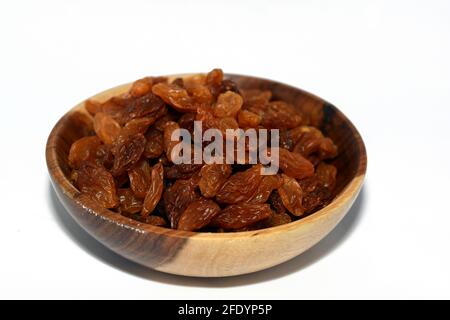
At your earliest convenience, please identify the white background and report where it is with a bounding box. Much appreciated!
[1,0,449,299]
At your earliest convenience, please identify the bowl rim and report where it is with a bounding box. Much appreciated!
[46,73,367,240]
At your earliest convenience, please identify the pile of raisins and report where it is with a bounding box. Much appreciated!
[68,69,338,232]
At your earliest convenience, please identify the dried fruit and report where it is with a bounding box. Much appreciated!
[129,77,153,97]
[241,89,271,115]
[188,84,213,106]
[216,165,263,204]
[278,130,294,150]
[95,144,114,169]
[94,112,121,145]
[141,215,167,226]
[264,212,292,227]
[121,116,156,137]
[246,174,282,204]
[68,136,102,169]
[278,148,314,179]
[122,212,167,226]
[178,113,196,132]
[85,99,103,115]
[278,174,304,216]
[218,79,239,94]
[118,188,143,214]
[144,129,164,159]
[261,101,302,129]
[292,126,338,161]
[111,92,166,125]
[111,133,146,176]
[154,113,177,132]
[199,164,232,198]
[300,178,332,213]
[205,68,224,97]
[213,91,243,118]
[316,163,337,190]
[238,110,261,128]
[211,203,273,230]
[164,177,199,228]
[128,159,152,198]
[163,121,181,162]
[68,69,340,232]
[76,161,119,209]
[141,163,164,216]
[177,198,221,231]
[269,190,286,214]
[152,82,196,112]
[166,163,203,180]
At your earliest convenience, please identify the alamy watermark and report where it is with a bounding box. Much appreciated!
[169,121,279,175]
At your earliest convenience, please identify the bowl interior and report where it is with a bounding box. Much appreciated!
[48,74,366,231]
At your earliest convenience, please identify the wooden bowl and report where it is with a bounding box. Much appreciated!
[46,74,367,277]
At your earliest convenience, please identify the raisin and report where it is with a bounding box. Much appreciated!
[163,121,181,162]
[154,112,178,132]
[93,112,121,145]
[205,68,224,97]
[264,212,292,227]
[144,129,164,159]
[210,203,273,230]
[177,198,221,231]
[289,126,322,145]
[184,74,206,88]
[95,144,114,169]
[278,147,314,179]
[218,79,239,94]
[316,163,337,190]
[76,161,119,209]
[112,92,167,125]
[121,116,156,137]
[152,82,196,112]
[278,174,304,216]
[269,190,286,214]
[178,113,196,132]
[141,215,167,226]
[261,101,302,129]
[278,130,294,150]
[246,174,282,204]
[111,133,146,176]
[85,99,103,115]
[198,164,232,198]
[128,159,152,198]
[97,97,124,120]
[213,91,243,118]
[118,188,143,214]
[141,163,164,216]
[129,77,153,97]
[68,136,102,169]
[164,177,199,228]
[122,212,167,226]
[188,84,214,106]
[213,117,239,136]
[237,110,261,128]
[318,138,338,160]
[171,78,184,87]
[166,163,203,180]
[205,68,223,87]
[292,126,338,161]
[216,165,263,204]
[241,89,271,115]
[299,176,333,213]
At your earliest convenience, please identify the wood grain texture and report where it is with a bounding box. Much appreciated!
[46,74,367,277]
